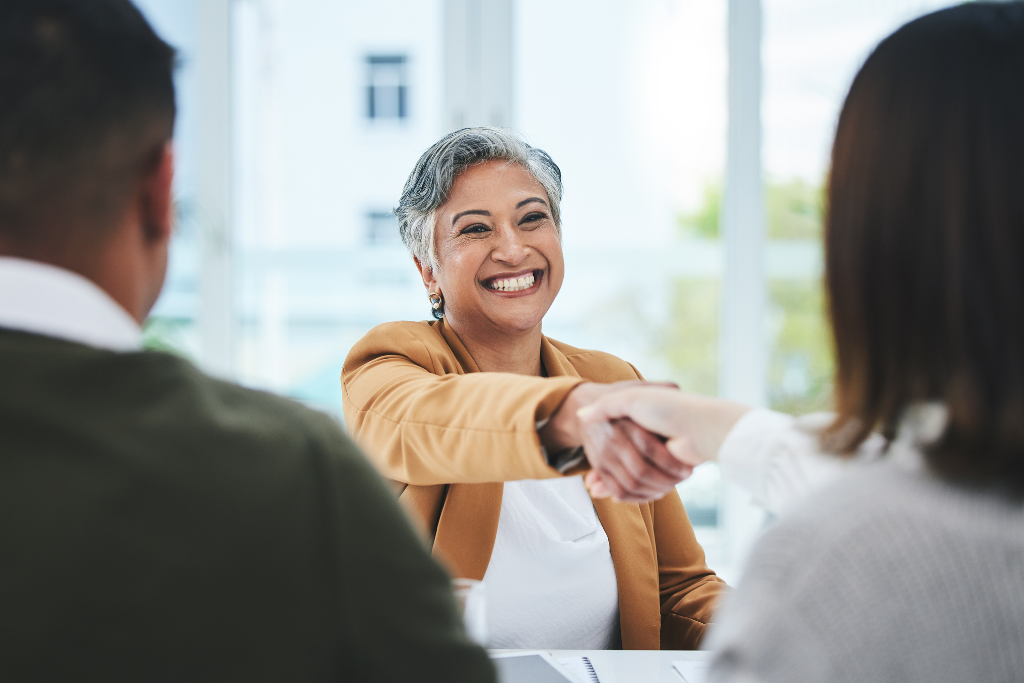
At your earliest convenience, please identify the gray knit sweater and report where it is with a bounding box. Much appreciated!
[706,454,1024,683]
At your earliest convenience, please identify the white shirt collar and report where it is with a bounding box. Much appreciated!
[0,256,142,352]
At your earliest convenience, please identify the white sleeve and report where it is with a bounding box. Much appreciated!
[716,409,885,516]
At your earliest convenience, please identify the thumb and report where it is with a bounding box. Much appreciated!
[576,392,635,425]
[665,436,711,466]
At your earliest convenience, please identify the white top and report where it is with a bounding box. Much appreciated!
[482,476,621,650]
[0,256,141,352]
[716,408,886,516]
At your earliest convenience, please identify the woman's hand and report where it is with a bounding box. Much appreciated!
[540,382,698,503]
[577,386,752,469]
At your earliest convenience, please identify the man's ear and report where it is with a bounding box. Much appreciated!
[139,142,175,245]
[413,256,439,294]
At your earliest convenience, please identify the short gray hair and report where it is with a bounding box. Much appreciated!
[395,127,563,273]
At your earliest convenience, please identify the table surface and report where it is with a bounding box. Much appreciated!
[490,649,713,683]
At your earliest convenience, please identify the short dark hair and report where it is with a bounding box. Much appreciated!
[827,2,1024,492]
[0,0,176,245]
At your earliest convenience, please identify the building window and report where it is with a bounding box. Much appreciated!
[366,55,408,120]
[367,210,400,245]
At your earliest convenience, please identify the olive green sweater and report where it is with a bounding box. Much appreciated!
[0,328,495,683]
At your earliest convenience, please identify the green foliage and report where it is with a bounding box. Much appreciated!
[662,177,833,414]
[142,317,193,359]
[766,178,823,239]
[677,184,721,239]
[675,178,824,240]
[660,278,719,396]
[768,280,834,414]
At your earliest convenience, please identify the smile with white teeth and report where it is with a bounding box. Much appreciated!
[489,272,536,292]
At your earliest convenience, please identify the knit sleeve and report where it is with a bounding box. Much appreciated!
[718,410,885,515]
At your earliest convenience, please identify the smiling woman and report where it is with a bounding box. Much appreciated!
[341,127,728,651]
[414,160,564,375]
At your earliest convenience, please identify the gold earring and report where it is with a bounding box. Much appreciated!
[429,292,443,310]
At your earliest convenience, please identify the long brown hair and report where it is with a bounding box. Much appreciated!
[826,2,1024,491]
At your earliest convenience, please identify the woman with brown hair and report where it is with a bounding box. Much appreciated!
[581,2,1024,681]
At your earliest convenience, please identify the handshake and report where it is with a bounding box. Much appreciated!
[538,382,750,503]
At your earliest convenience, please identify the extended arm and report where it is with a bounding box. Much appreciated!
[343,348,580,484]
[579,388,886,515]
[343,326,692,499]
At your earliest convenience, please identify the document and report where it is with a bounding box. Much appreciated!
[673,660,711,683]
[557,656,601,682]
[489,651,579,683]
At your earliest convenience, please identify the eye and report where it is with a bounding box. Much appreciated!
[520,211,548,225]
[459,223,490,236]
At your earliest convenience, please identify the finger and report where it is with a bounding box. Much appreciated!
[665,436,709,467]
[582,419,669,501]
[617,419,690,480]
[589,471,653,504]
[581,419,653,500]
[614,419,687,491]
[590,469,675,505]
[577,386,684,438]
[584,471,611,498]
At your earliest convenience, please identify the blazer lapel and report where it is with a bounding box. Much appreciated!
[438,318,481,373]
[593,497,663,649]
[433,482,504,580]
[540,336,581,379]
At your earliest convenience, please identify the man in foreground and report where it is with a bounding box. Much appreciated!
[0,1,494,680]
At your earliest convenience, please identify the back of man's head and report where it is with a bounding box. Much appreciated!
[0,0,176,253]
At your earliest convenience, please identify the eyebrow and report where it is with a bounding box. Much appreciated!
[450,198,548,226]
[452,209,491,225]
[516,197,548,209]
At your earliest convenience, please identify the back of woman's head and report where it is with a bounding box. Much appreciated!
[828,2,1024,491]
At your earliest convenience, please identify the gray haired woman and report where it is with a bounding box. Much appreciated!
[341,127,729,650]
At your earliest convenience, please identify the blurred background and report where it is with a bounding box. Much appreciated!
[136,0,957,582]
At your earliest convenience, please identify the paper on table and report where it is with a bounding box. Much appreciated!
[557,656,601,683]
[673,660,710,683]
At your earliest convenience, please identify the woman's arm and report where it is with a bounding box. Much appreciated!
[716,410,884,515]
[579,388,885,515]
[343,324,694,497]
[343,340,581,485]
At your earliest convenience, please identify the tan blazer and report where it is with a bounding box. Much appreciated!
[342,319,728,649]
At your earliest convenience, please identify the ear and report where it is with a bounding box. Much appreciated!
[139,142,175,245]
[413,256,439,294]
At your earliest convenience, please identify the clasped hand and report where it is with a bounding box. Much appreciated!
[537,382,692,503]
[544,383,751,503]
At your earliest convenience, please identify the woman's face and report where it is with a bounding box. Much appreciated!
[419,160,564,337]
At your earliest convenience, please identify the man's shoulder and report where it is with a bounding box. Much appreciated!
[144,350,350,460]
[187,359,337,436]
[546,337,643,382]
[0,331,357,472]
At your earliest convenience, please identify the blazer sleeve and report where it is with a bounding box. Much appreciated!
[652,491,731,649]
[342,323,583,485]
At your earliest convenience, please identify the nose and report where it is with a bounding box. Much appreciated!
[490,224,530,265]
